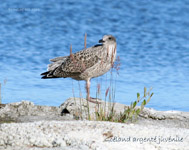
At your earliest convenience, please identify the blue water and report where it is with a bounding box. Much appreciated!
[0,0,189,111]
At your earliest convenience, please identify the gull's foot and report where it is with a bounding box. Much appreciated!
[87,97,102,104]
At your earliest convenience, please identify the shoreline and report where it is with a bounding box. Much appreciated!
[0,98,189,150]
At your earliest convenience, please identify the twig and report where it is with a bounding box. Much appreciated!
[84,33,87,48]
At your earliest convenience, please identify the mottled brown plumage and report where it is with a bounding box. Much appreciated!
[41,35,117,102]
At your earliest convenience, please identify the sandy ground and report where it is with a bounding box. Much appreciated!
[0,98,189,150]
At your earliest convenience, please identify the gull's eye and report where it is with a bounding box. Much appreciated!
[108,37,112,40]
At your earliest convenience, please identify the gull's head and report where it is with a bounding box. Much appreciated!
[99,35,116,45]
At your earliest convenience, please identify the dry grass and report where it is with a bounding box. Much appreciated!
[0,79,7,104]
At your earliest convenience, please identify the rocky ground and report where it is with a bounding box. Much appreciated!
[0,98,188,150]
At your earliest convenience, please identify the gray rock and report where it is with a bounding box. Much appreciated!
[1,98,189,129]
[0,98,189,150]
[0,100,74,123]
[60,97,189,128]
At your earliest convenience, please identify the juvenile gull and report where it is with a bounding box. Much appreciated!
[41,35,117,102]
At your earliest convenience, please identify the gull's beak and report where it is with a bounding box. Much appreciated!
[99,39,105,43]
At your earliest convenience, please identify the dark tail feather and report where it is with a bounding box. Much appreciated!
[41,71,49,76]
[41,71,58,79]
[41,76,56,79]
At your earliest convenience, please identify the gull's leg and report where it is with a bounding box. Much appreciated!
[86,78,101,104]
[86,78,90,101]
